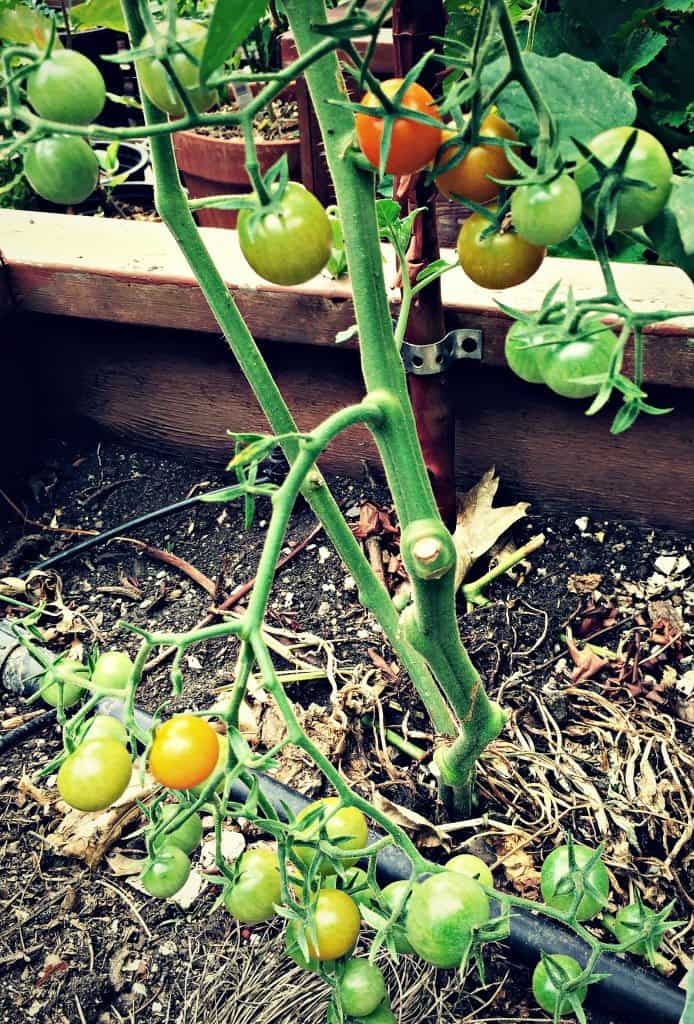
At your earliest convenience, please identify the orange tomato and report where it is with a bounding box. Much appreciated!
[149,714,220,790]
[435,111,518,204]
[355,78,442,176]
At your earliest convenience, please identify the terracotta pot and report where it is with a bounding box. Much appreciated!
[173,129,300,228]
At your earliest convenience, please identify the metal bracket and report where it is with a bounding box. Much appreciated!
[402,329,483,376]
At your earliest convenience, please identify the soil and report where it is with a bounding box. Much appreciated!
[193,97,300,142]
[0,437,691,1024]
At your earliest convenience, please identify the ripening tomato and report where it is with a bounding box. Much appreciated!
[149,714,220,790]
[24,135,99,206]
[40,659,89,708]
[446,853,494,890]
[155,804,203,854]
[294,797,369,875]
[190,731,228,796]
[355,78,442,175]
[338,958,387,1018]
[540,843,610,921]
[140,845,191,897]
[405,872,490,968]
[532,954,587,1017]
[575,127,672,230]
[511,174,583,246]
[27,49,105,125]
[457,210,545,290]
[138,20,216,117]
[435,111,518,204]
[224,847,282,924]
[57,738,132,811]
[288,889,361,962]
[91,650,134,692]
[238,183,332,286]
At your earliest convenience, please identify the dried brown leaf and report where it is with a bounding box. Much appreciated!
[453,468,529,589]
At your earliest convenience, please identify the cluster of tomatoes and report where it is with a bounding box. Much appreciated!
[46,668,666,1024]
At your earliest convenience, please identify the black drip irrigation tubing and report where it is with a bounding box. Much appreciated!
[0,629,687,1024]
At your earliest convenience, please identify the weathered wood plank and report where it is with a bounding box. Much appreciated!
[2,211,692,389]
[25,315,694,529]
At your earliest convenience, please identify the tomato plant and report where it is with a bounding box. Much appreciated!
[288,889,361,962]
[155,804,203,854]
[138,20,216,117]
[446,853,494,890]
[224,847,282,924]
[27,49,105,125]
[338,958,387,1017]
[575,127,672,230]
[355,79,442,175]
[540,844,610,921]
[40,659,89,708]
[405,872,490,968]
[457,211,545,290]
[238,182,332,286]
[140,845,191,898]
[511,174,582,246]
[539,320,620,400]
[23,135,99,206]
[91,650,134,692]
[532,954,587,1017]
[82,714,129,746]
[57,738,132,811]
[294,797,368,874]
[149,714,220,790]
[435,111,518,204]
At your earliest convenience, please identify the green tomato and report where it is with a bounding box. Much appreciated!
[57,738,132,811]
[82,714,129,746]
[532,954,587,1017]
[155,804,203,855]
[575,127,672,230]
[138,20,216,117]
[539,319,620,400]
[338,958,387,1017]
[140,845,191,898]
[540,844,609,921]
[405,872,490,968]
[224,847,282,924]
[446,853,494,890]
[504,320,560,385]
[613,902,661,956]
[341,866,377,907]
[511,174,582,246]
[238,183,333,287]
[457,208,545,290]
[27,49,105,125]
[358,1003,396,1024]
[24,135,99,205]
[380,880,414,954]
[40,659,89,708]
[294,797,368,876]
[91,650,134,692]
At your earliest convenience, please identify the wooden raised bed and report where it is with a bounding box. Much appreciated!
[1,209,693,528]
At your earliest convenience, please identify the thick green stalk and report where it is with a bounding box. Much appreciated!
[119,0,456,738]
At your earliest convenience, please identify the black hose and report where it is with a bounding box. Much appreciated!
[0,634,685,1024]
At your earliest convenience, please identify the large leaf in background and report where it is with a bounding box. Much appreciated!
[480,52,636,159]
[0,4,57,45]
[200,0,267,83]
[69,0,127,33]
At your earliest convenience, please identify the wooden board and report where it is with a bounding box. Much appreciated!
[2,211,693,389]
[20,314,694,529]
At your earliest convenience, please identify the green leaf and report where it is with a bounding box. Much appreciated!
[69,0,126,32]
[201,0,267,85]
[669,174,694,255]
[0,5,56,44]
[617,27,667,83]
[646,193,694,278]
[481,53,636,159]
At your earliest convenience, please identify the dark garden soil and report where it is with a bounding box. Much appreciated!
[0,438,691,1024]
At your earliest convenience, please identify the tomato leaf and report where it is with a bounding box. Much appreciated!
[481,53,636,159]
[200,0,267,85]
[0,5,57,45]
[69,0,126,33]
